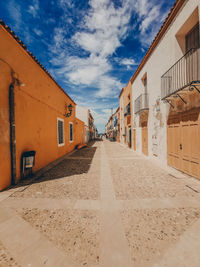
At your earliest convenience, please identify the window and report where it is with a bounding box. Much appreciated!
[57,118,64,146]
[143,77,147,91]
[186,23,200,52]
[141,73,147,93]
[69,122,73,142]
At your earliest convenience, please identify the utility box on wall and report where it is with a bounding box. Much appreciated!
[21,151,36,178]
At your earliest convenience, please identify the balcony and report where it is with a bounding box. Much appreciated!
[114,118,118,127]
[124,102,131,117]
[134,94,149,114]
[161,48,200,100]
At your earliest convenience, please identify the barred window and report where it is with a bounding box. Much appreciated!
[69,122,73,142]
[57,118,64,146]
[186,23,200,52]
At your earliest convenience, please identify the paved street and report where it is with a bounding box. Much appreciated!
[1,139,200,267]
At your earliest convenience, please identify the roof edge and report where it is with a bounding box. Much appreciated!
[130,0,186,84]
[0,19,76,105]
[119,87,125,98]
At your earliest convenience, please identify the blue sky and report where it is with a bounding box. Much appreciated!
[0,0,175,132]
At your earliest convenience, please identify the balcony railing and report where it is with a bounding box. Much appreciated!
[124,102,131,117]
[161,48,200,99]
[134,94,149,114]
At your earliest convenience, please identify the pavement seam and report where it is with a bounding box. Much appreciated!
[100,142,133,267]
[0,206,79,267]
[3,196,200,211]
[154,217,200,267]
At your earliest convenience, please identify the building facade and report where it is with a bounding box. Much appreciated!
[119,80,133,148]
[76,105,90,144]
[119,88,125,144]
[116,107,120,142]
[89,111,95,140]
[105,115,113,140]
[105,108,120,142]
[131,0,200,178]
[0,20,85,191]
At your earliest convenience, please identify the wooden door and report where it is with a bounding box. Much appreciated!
[167,109,200,179]
[167,115,181,169]
[133,129,136,151]
[129,128,132,148]
[142,127,148,156]
[181,109,200,178]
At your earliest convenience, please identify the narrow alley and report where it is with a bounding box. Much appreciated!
[1,139,200,267]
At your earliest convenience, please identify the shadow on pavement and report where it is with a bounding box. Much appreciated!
[4,140,99,192]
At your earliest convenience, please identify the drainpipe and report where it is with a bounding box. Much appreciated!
[9,83,17,185]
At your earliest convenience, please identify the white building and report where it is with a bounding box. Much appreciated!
[76,106,90,144]
[131,0,200,179]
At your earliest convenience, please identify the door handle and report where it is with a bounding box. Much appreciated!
[180,144,182,150]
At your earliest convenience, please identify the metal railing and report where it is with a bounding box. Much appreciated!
[161,48,200,99]
[124,102,131,117]
[134,94,149,114]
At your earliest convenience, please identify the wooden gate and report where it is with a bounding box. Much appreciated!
[142,127,148,156]
[133,129,136,151]
[167,108,200,179]
[128,128,132,148]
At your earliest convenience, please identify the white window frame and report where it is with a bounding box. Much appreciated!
[69,122,74,143]
[57,117,65,147]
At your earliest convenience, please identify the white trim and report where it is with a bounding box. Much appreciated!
[57,117,65,147]
[69,122,74,143]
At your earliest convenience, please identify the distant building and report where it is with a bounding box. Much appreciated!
[76,105,90,143]
[116,107,120,142]
[105,108,120,141]
[119,80,133,148]
[89,111,95,140]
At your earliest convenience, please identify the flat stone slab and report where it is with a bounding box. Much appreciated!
[1,140,200,266]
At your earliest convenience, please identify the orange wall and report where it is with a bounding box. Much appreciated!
[0,25,82,190]
[122,80,133,146]
[0,62,11,190]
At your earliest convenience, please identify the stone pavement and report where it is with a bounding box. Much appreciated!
[1,139,200,266]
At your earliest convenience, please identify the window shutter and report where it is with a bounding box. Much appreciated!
[58,120,64,144]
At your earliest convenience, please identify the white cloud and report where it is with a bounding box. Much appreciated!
[7,0,32,44]
[133,0,163,47]
[114,57,138,70]
[139,5,160,34]
[8,0,22,31]
[56,55,111,85]
[33,28,42,36]
[91,109,111,127]
[95,75,123,98]
[75,0,132,57]
[120,58,137,66]
[53,28,66,48]
[59,0,74,9]
[133,0,151,18]
[48,0,167,130]
[28,0,39,17]
[50,0,133,98]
